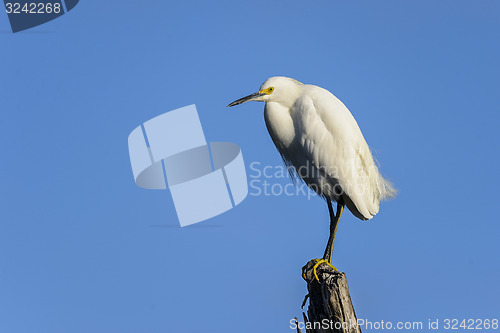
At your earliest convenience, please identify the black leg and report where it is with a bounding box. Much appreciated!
[323,198,344,263]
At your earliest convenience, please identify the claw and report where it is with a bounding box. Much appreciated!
[312,259,337,282]
[302,259,338,282]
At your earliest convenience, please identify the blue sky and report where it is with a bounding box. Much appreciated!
[1,1,499,332]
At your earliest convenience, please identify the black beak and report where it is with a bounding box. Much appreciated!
[227,92,266,107]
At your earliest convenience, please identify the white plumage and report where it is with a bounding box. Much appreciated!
[229,76,395,221]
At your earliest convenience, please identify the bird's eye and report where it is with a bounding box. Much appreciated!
[268,87,274,93]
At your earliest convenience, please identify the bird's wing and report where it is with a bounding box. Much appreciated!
[292,87,382,220]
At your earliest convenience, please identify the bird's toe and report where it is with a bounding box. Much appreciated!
[302,258,338,282]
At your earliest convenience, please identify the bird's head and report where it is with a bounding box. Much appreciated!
[227,76,303,109]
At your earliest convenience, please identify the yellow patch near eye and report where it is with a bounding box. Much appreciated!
[259,87,274,95]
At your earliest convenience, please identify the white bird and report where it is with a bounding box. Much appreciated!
[228,76,395,280]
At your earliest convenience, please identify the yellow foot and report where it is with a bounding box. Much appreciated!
[302,259,338,282]
[313,259,337,281]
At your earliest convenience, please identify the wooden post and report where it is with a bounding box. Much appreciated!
[299,260,362,333]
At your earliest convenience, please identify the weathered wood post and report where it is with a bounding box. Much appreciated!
[298,260,362,333]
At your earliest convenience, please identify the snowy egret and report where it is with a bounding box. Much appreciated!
[228,76,395,280]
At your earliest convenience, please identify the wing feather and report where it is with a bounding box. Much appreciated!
[289,86,394,220]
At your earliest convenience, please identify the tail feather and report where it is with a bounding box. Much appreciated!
[378,174,397,200]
